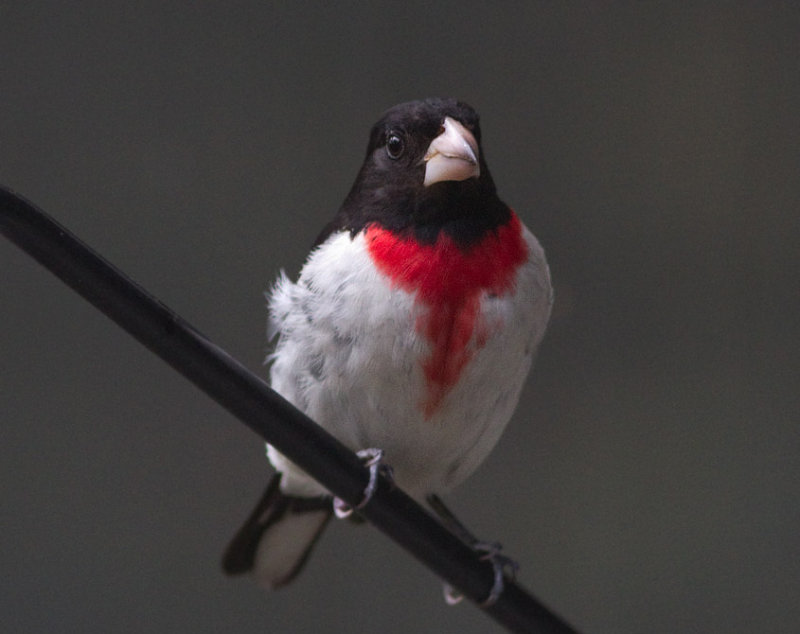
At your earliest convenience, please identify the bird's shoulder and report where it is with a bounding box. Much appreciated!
[267,229,411,341]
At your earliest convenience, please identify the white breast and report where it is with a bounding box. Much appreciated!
[266,227,552,501]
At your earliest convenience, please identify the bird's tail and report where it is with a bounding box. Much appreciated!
[222,473,332,589]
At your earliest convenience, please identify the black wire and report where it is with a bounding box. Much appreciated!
[1,186,579,634]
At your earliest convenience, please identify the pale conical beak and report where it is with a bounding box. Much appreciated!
[423,116,480,187]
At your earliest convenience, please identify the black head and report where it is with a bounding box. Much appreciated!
[315,98,510,247]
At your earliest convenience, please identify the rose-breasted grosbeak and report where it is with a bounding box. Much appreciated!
[222,98,552,591]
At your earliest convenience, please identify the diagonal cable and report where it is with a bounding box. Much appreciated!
[1,186,579,634]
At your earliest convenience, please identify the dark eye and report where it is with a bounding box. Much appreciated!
[386,133,404,159]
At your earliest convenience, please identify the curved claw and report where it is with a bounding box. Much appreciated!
[442,582,464,605]
[333,496,355,519]
[333,448,393,519]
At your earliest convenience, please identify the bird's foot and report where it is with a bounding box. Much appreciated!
[441,541,519,607]
[333,448,393,519]
[475,540,519,607]
[427,494,519,607]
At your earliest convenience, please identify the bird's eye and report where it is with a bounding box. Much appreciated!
[386,133,404,159]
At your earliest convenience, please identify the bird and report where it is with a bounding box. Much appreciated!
[222,97,553,596]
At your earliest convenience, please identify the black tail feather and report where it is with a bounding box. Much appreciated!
[222,473,332,586]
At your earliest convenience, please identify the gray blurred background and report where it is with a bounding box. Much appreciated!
[2,3,798,633]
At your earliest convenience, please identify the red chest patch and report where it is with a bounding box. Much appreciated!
[365,213,528,417]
